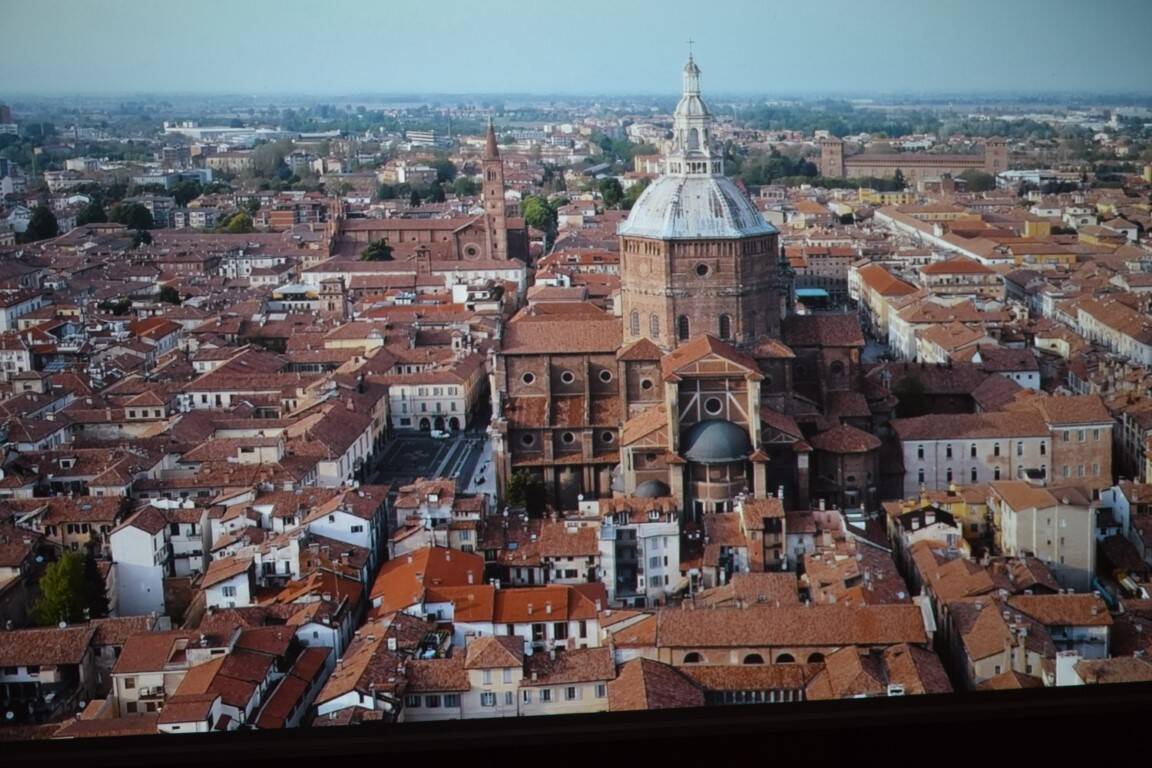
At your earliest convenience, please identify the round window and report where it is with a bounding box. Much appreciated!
[560,371,576,384]
[521,433,535,446]
[521,372,536,385]
[561,432,576,445]
[695,263,710,277]
[640,378,654,391]
[464,245,478,257]
[599,370,613,383]
[830,360,845,375]
[601,431,615,443]
[704,397,723,415]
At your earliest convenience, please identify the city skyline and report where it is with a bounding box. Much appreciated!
[2,0,1152,97]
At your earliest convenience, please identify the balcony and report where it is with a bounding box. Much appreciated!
[137,686,166,700]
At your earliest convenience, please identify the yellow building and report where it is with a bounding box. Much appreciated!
[857,188,916,207]
[884,483,992,545]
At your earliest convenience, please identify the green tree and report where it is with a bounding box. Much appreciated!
[892,169,906,191]
[958,169,996,192]
[77,200,107,225]
[170,179,202,207]
[520,195,557,234]
[377,183,397,200]
[223,211,254,234]
[428,183,447,203]
[132,229,153,249]
[32,550,90,626]
[452,177,479,197]
[158,285,182,304]
[430,158,457,184]
[109,202,154,230]
[253,140,293,179]
[409,188,422,207]
[598,177,624,208]
[24,206,59,241]
[622,177,652,210]
[505,470,547,517]
[246,197,261,214]
[360,240,393,261]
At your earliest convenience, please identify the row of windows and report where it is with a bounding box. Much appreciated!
[519,370,614,386]
[519,431,615,448]
[683,652,825,664]
[918,441,1047,460]
[672,315,732,341]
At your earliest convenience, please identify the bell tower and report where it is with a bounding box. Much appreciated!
[481,117,508,260]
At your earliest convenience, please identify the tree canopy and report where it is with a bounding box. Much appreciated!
[360,240,394,261]
[222,211,254,234]
[452,177,480,197]
[520,195,558,236]
[77,200,107,226]
[598,177,624,208]
[958,169,996,192]
[24,206,59,241]
[430,158,457,184]
[622,177,652,210]
[32,550,96,626]
[131,229,153,249]
[109,202,154,230]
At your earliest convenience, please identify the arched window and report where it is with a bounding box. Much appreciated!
[776,653,795,664]
[677,315,690,341]
[743,653,764,665]
[649,314,660,338]
[629,311,640,337]
[807,653,825,663]
[683,652,704,664]
[718,314,732,340]
[688,128,700,150]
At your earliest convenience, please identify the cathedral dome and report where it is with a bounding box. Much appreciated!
[618,174,778,240]
[681,419,752,464]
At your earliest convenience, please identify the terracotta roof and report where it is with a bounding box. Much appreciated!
[808,423,881,454]
[405,654,470,693]
[1006,594,1113,628]
[975,670,1044,690]
[201,555,254,589]
[891,410,1049,441]
[682,663,821,691]
[616,337,664,361]
[0,625,96,668]
[53,714,160,739]
[1074,656,1152,685]
[783,314,865,348]
[655,604,928,648]
[608,658,705,711]
[522,646,614,685]
[660,334,761,382]
[464,635,524,669]
[368,546,485,613]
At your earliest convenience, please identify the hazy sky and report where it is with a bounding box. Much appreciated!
[2,0,1151,96]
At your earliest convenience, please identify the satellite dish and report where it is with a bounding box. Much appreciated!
[4,711,13,721]
[58,621,67,629]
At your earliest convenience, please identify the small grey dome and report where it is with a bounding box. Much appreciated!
[635,479,672,498]
[681,420,752,464]
[618,174,778,240]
